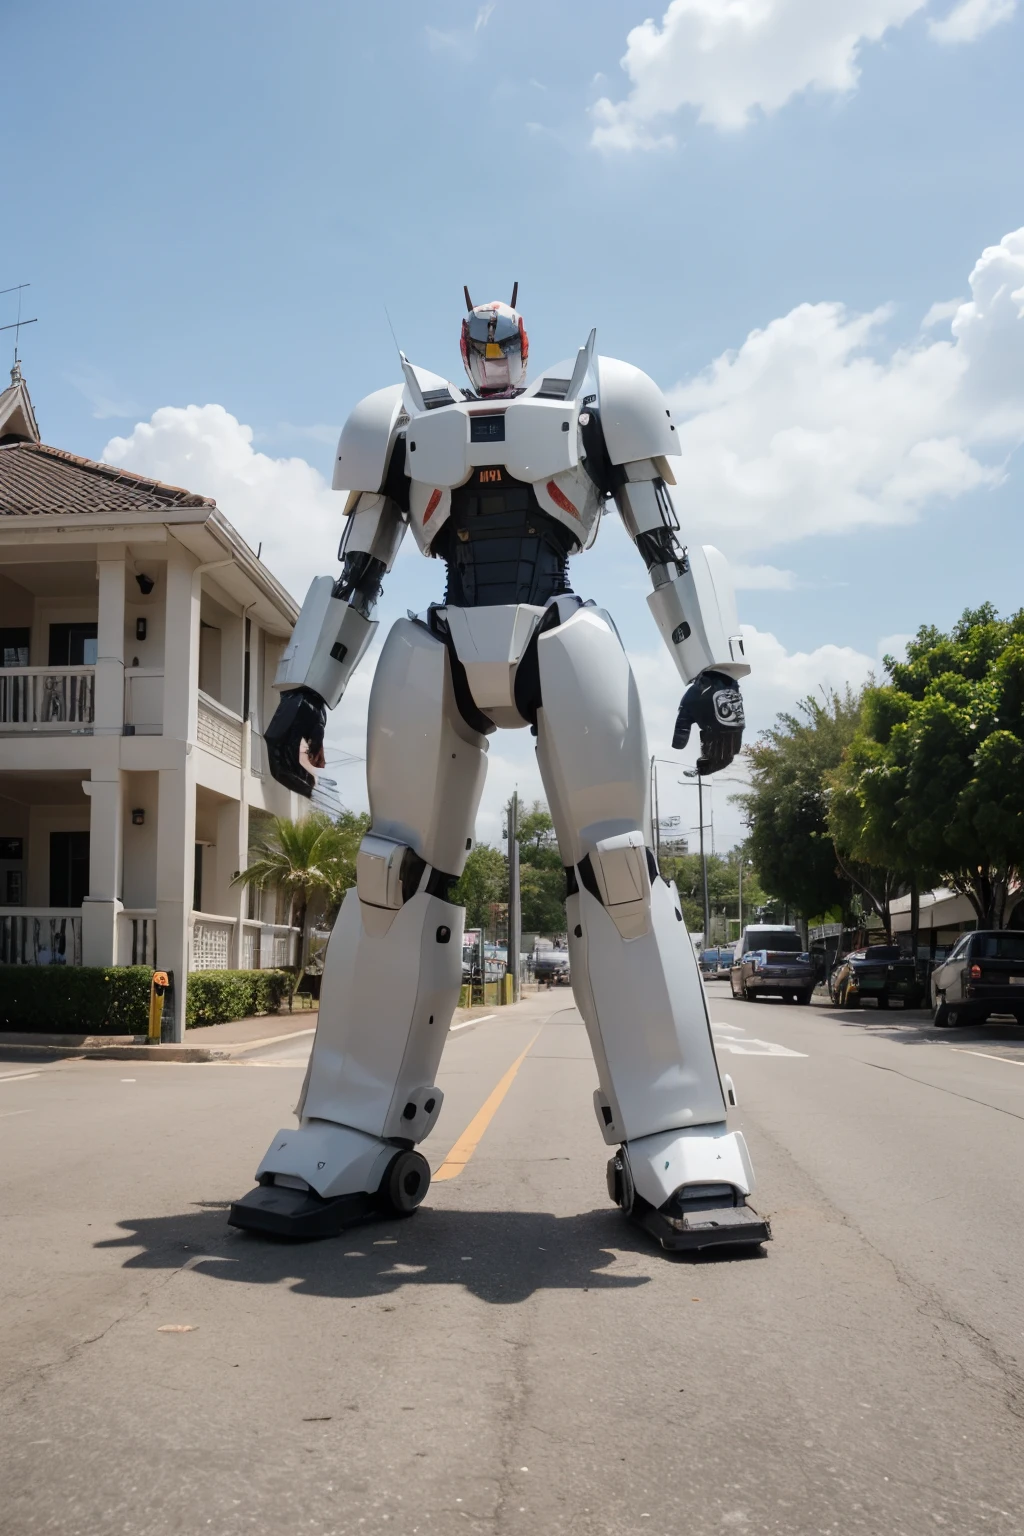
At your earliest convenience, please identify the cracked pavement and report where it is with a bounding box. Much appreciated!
[2,990,1024,1534]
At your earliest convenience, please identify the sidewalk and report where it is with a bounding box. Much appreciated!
[0,1001,507,1064]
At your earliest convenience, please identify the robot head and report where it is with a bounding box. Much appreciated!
[460,284,528,396]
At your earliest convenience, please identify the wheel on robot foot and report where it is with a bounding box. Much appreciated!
[228,1146,432,1240]
[606,1150,771,1255]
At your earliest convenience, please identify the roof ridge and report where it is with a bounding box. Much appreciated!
[9,441,215,506]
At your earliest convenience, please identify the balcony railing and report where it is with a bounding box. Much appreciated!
[0,908,83,965]
[117,909,157,966]
[240,919,300,970]
[196,691,244,766]
[0,668,95,732]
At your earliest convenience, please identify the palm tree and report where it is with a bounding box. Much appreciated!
[233,809,368,1005]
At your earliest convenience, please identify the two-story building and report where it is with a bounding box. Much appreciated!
[0,364,308,1038]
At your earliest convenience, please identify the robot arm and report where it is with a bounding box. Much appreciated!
[616,469,749,774]
[594,356,749,775]
[266,491,407,796]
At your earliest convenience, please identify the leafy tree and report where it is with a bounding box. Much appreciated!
[513,802,567,935]
[520,863,568,934]
[234,809,368,1003]
[659,848,767,938]
[739,690,866,922]
[832,605,1024,928]
[451,844,508,931]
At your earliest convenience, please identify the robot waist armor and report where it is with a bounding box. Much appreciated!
[431,475,578,608]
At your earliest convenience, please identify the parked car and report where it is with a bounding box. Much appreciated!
[699,946,725,977]
[708,944,735,977]
[730,926,815,1003]
[829,946,924,1009]
[930,930,1024,1027]
[534,948,571,986]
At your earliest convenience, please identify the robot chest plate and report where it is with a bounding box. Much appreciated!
[406,395,580,490]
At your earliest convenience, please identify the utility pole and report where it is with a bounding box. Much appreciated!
[508,790,521,1002]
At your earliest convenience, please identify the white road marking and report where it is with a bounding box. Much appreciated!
[0,1071,40,1084]
[0,1109,32,1119]
[715,1038,808,1058]
[450,1014,496,1032]
[950,1048,1024,1068]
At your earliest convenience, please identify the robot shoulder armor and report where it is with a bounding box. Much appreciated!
[332,383,407,493]
[594,355,677,465]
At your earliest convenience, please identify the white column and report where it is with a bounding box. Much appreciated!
[94,549,126,734]
[156,755,197,1041]
[212,795,249,968]
[162,544,201,743]
[81,742,123,966]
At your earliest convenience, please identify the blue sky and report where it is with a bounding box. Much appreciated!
[5,1,1024,846]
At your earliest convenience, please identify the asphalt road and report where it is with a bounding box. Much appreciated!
[2,986,1024,1535]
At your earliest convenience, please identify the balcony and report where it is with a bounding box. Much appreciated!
[196,691,244,766]
[0,908,83,965]
[0,668,95,733]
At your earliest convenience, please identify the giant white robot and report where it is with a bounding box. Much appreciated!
[230,290,770,1252]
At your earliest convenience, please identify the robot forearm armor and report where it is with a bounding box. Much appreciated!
[647,546,750,686]
[274,574,377,709]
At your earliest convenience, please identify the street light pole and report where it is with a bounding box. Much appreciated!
[682,768,711,944]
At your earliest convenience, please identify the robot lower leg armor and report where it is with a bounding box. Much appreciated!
[534,606,768,1250]
[229,619,488,1238]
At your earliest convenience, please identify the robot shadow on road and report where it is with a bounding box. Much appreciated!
[95,1203,766,1306]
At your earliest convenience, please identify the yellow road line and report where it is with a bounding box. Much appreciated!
[432,1027,543,1182]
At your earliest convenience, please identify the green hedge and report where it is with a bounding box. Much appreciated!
[0,965,291,1034]
[185,969,289,1028]
[0,966,153,1034]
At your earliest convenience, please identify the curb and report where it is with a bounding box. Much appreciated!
[0,1027,318,1064]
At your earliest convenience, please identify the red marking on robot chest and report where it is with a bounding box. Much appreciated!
[423,488,442,523]
[546,480,580,519]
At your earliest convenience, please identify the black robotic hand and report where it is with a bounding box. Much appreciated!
[672,669,745,775]
[264,687,327,797]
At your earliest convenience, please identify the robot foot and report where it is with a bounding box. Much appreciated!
[606,1128,772,1255]
[633,1190,771,1253]
[228,1120,431,1241]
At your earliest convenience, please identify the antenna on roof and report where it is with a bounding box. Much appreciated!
[464,285,474,312]
[0,284,38,368]
[510,281,518,309]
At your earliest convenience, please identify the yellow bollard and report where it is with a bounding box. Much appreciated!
[148,971,169,1042]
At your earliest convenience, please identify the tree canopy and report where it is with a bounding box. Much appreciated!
[740,689,865,923]
[831,605,1024,928]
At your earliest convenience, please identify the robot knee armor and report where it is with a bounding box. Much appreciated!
[579,830,654,940]
[357,834,425,910]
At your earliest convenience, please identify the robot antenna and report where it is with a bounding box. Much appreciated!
[464,285,474,313]
[510,281,518,309]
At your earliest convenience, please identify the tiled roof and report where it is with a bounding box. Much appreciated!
[0,441,214,517]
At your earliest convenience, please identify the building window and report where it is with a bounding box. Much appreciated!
[49,831,90,907]
[0,628,30,668]
[193,844,203,914]
[48,623,98,667]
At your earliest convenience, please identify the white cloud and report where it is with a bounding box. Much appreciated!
[921,297,963,328]
[732,562,797,589]
[591,0,928,144]
[664,227,1024,552]
[102,403,341,606]
[929,0,1016,42]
